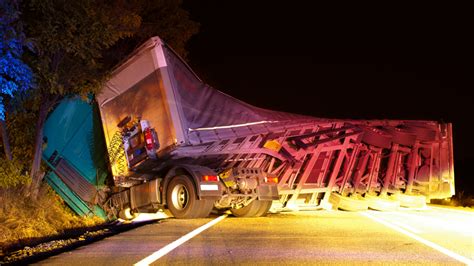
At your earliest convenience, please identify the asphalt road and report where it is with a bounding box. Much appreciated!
[35,207,473,265]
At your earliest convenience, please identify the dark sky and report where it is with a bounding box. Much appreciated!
[182,2,472,191]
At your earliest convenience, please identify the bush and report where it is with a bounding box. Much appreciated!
[450,191,474,207]
[0,185,104,251]
[0,159,30,188]
[431,191,474,208]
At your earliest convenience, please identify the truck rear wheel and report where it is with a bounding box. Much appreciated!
[254,200,272,217]
[231,200,271,217]
[166,175,214,219]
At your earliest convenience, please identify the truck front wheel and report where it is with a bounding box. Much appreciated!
[166,175,214,219]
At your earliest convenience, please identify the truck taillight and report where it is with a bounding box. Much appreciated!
[264,176,279,183]
[144,128,154,150]
[202,175,218,182]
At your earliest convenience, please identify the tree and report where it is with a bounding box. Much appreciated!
[22,0,199,198]
[22,0,141,198]
[101,0,199,70]
[0,0,34,161]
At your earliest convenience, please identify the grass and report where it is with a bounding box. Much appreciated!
[0,185,105,256]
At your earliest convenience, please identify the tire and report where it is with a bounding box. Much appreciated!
[328,193,368,211]
[415,165,430,182]
[118,207,138,220]
[384,128,417,146]
[362,128,392,149]
[420,148,431,158]
[254,200,273,217]
[166,175,214,219]
[195,200,215,218]
[364,194,400,211]
[231,200,268,217]
[404,126,437,142]
[391,193,427,209]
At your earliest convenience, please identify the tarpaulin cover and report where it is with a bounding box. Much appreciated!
[96,36,319,152]
[162,45,313,131]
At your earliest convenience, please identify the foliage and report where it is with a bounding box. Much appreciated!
[102,0,200,68]
[137,0,199,58]
[449,191,473,207]
[0,186,104,250]
[0,1,198,252]
[24,0,142,99]
[21,0,144,193]
[0,0,34,120]
[0,159,30,188]
[20,0,200,195]
[5,100,37,162]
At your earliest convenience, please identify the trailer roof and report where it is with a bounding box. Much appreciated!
[97,36,440,150]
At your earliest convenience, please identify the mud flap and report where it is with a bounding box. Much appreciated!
[257,184,279,201]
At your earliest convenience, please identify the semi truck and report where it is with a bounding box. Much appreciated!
[42,36,455,220]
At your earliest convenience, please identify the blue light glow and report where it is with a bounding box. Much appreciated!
[0,1,34,120]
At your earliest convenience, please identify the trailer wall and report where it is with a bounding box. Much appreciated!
[96,38,182,177]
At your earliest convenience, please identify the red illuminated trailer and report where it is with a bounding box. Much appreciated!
[44,36,455,219]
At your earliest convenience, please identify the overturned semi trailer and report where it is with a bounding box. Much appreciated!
[43,37,455,218]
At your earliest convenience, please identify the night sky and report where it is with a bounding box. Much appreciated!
[182,2,472,194]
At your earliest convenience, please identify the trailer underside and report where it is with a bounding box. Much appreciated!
[164,118,455,211]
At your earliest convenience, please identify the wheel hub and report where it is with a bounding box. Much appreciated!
[171,184,189,210]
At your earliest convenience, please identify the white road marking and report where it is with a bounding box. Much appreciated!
[362,212,474,265]
[429,206,474,215]
[387,219,422,234]
[385,209,474,235]
[134,215,228,266]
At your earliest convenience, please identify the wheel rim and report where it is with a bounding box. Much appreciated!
[171,184,189,210]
